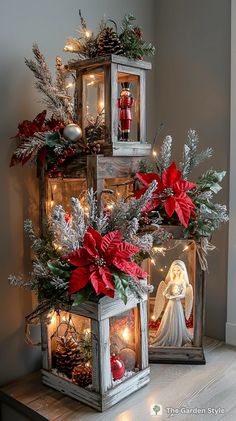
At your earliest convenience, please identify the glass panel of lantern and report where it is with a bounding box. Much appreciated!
[49,312,92,388]
[82,68,105,147]
[110,308,139,381]
[47,177,87,215]
[117,72,139,142]
[148,237,205,364]
[102,176,134,208]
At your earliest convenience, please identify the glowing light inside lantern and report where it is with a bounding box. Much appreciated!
[183,245,189,251]
[151,258,155,265]
[84,328,91,338]
[153,246,166,254]
[64,45,74,52]
[152,150,157,157]
[107,204,114,210]
[49,312,56,324]
[151,314,155,320]
[85,30,91,38]
[66,82,74,89]
[50,200,54,207]
[122,327,130,341]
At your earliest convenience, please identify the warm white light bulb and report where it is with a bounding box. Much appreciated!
[85,30,91,38]
[122,327,130,341]
[66,82,74,89]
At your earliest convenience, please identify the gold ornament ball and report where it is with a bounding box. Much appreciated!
[63,123,82,142]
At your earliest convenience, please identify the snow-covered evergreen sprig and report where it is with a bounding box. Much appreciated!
[14,133,46,162]
[108,180,157,234]
[156,135,172,172]
[25,44,73,123]
[181,129,213,179]
[51,204,81,252]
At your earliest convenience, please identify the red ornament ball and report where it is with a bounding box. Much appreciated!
[110,354,125,380]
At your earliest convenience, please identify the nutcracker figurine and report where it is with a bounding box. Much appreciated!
[118,82,135,141]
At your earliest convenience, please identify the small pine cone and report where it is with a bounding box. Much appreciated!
[72,363,92,388]
[97,27,123,56]
[55,336,82,378]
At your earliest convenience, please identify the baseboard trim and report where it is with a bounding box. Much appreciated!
[226,322,236,346]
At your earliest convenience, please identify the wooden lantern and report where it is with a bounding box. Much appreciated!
[41,294,149,411]
[70,54,152,156]
[148,226,205,364]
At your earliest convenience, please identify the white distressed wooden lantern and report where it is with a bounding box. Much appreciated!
[70,54,152,156]
[41,294,149,411]
[148,226,205,364]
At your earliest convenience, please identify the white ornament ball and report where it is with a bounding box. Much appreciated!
[63,123,82,142]
[119,348,136,371]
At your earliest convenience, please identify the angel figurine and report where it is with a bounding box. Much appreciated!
[151,260,193,347]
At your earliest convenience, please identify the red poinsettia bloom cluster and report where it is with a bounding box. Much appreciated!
[10,110,64,166]
[14,110,64,139]
[134,162,197,228]
[62,227,147,298]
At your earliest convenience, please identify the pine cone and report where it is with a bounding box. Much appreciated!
[97,27,123,56]
[72,363,92,388]
[54,336,82,378]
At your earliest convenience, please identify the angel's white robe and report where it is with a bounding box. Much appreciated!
[152,286,192,347]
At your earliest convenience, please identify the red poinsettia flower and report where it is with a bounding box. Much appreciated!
[13,110,64,139]
[62,227,147,298]
[134,162,197,227]
[10,111,65,167]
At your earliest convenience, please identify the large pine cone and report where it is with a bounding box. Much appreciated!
[97,27,123,56]
[54,336,82,378]
[72,363,92,388]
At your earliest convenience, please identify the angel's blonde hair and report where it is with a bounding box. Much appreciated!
[165,260,190,286]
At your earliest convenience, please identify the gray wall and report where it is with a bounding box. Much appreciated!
[0,0,230,386]
[0,0,155,385]
[154,0,230,340]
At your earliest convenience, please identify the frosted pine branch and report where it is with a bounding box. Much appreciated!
[25,44,73,123]
[87,189,98,228]
[50,276,69,290]
[51,205,81,251]
[71,197,86,239]
[14,133,46,161]
[181,129,213,179]
[157,135,172,171]
[132,233,153,253]
[128,277,153,299]
[8,274,34,289]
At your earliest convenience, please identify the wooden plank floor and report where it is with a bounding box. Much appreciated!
[1,338,236,421]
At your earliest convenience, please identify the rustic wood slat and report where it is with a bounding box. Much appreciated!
[102,368,150,411]
[41,325,50,370]
[91,319,112,394]
[69,54,152,71]
[139,301,149,369]
[41,369,101,411]
[111,62,118,146]
[139,70,146,143]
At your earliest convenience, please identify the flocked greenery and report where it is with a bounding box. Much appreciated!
[9,184,169,309]
[64,11,155,61]
[138,129,228,239]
